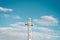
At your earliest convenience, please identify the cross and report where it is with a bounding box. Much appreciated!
[25,18,33,40]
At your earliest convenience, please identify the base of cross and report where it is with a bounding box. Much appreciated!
[29,39,31,40]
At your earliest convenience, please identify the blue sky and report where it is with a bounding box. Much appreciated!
[0,0,60,40]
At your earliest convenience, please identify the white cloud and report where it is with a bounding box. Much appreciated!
[41,16,58,23]
[0,27,27,40]
[0,27,60,40]
[33,16,58,26]
[9,22,60,39]
[0,7,13,12]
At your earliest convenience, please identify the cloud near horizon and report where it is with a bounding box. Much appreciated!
[0,27,60,40]
[0,15,60,40]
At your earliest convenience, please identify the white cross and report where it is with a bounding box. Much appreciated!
[25,18,33,40]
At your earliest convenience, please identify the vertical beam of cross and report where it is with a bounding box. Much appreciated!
[25,18,33,40]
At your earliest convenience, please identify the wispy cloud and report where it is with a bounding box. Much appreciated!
[1,14,10,18]
[33,16,58,26]
[12,16,21,20]
[0,7,13,12]
[9,22,27,30]
[33,27,53,32]
[10,22,25,27]
[0,14,21,20]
